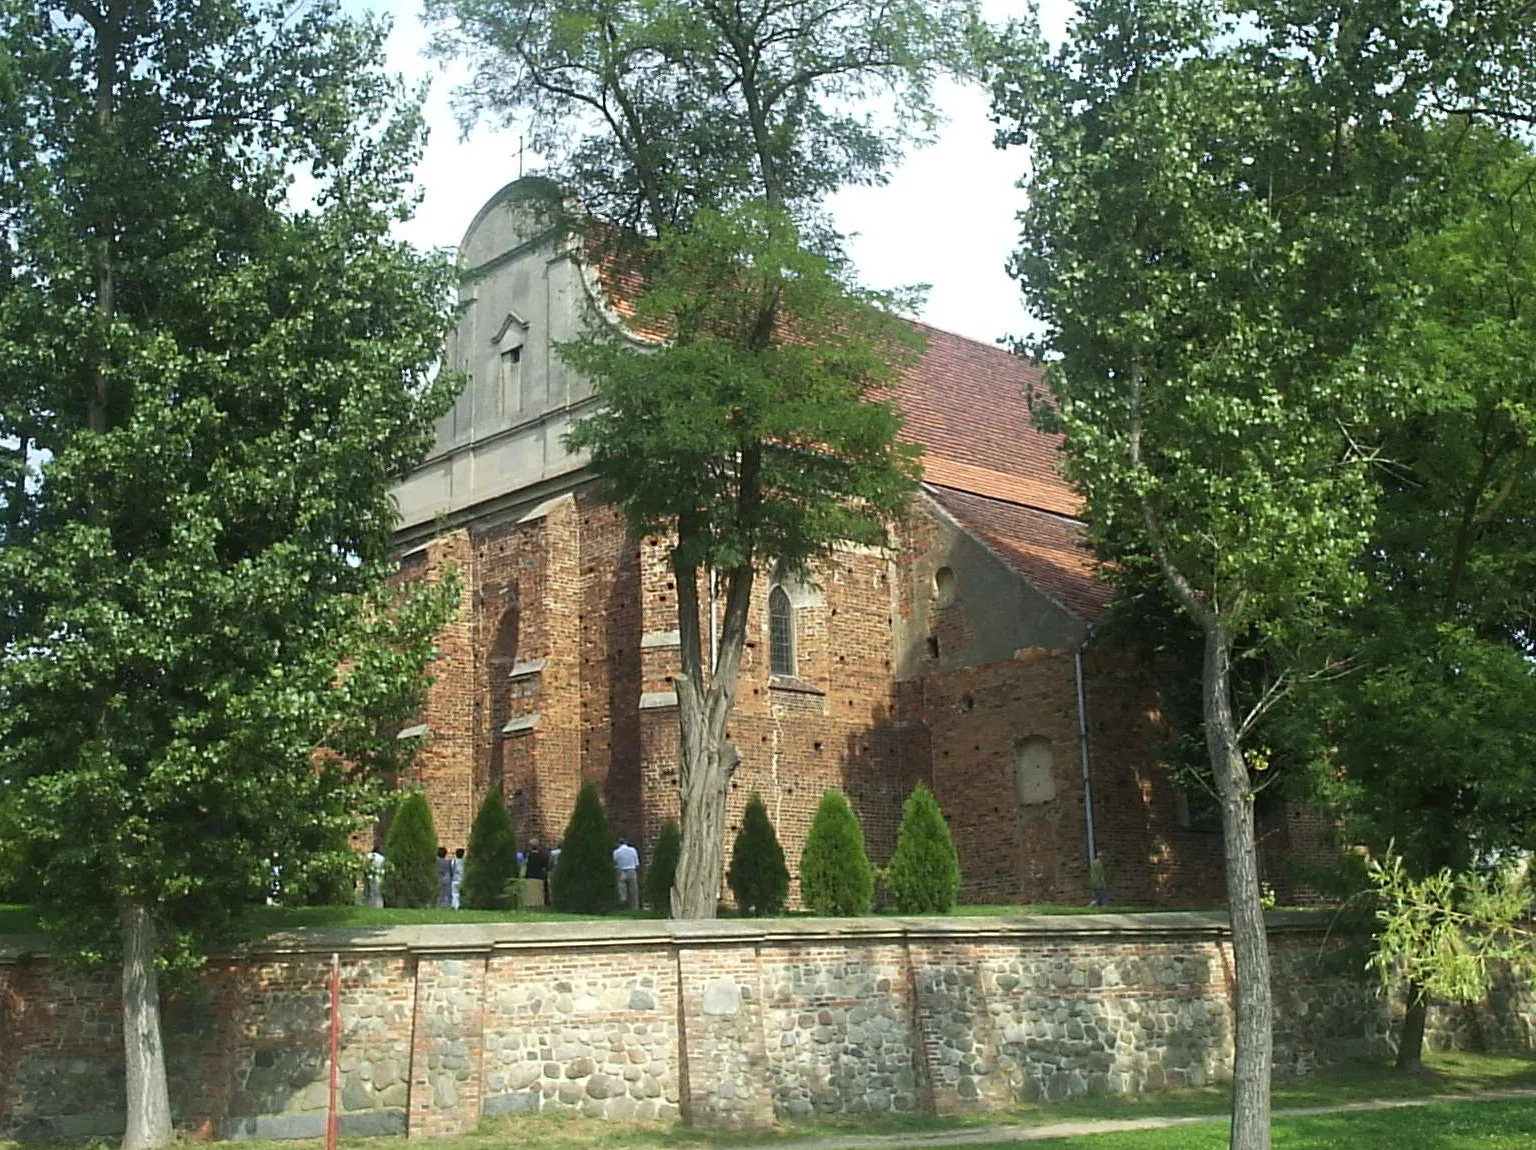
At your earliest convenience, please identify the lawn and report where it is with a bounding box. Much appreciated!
[0,901,1213,937]
[1002,1099,1536,1148]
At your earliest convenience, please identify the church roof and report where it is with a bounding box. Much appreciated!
[889,322,1109,622]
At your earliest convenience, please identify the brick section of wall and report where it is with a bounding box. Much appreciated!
[412,531,478,851]
[407,956,488,1138]
[0,916,1530,1140]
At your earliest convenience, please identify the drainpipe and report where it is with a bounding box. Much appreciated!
[1074,625,1098,864]
[708,567,719,677]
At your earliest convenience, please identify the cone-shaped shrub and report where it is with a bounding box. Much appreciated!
[798,789,873,916]
[728,793,790,916]
[885,785,960,914]
[463,785,519,910]
[645,820,682,916]
[550,782,616,914]
[383,791,439,908]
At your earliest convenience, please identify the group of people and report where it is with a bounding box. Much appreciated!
[354,833,646,911]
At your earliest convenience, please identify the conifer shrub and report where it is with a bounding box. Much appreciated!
[383,791,439,908]
[550,782,617,914]
[885,784,960,914]
[728,793,790,916]
[463,785,519,910]
[798,789,873,916]
[645,820,682,915]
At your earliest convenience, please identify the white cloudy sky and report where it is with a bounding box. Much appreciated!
[348,0,1075,347]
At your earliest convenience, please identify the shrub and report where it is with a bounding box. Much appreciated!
[728,793,790,916]
[550,782,616,914]
[463,785,519,910]
[885,785,960,914]
[383,791,439,908]
[798,789,873,916]
[645,820,682,916]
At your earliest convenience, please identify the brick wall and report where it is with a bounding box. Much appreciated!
[398,485,1329,909]
[2,914,1527,1140]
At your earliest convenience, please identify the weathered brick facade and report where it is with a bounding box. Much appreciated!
[387,178,1337,907]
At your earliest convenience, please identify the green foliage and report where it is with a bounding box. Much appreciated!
[1367,852,1535,1005]
[644,820,681,916]
[798,790,873,916]
[562,205,922,580]
[462,785,519,911]
[550,783,616,915]
[424,0,977,233]
[383,793,440,910]
[884,786,959,915]
[1308,134,1536,876]
[727,793,790,917]
[0,0,458,970]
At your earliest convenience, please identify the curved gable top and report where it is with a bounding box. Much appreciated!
[458,177,567,272]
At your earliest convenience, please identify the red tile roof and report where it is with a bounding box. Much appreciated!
[585,248,1109,619]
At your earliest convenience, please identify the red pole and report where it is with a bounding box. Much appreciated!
[327,952,341,1150]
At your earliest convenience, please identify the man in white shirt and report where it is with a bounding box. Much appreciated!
[613,838,640,910]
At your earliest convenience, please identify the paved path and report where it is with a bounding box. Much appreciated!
[763,1088,1536,1149]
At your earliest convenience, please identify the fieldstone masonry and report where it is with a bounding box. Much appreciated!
[0,913,1530,1140]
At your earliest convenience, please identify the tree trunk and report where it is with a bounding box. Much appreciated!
[1204,624,1273,1150]
[120,902,173,1150]
[670,556,753,919]
[1395,981,1428,1072]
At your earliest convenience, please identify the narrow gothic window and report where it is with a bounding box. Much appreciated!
[768,586,795,677]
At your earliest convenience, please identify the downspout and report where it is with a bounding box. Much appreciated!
[708,567,719,678]
[1074,624,1098,864]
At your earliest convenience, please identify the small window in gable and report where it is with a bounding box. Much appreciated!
[935,565,957,606]
[768,586,795,677]
[500,345,523,415]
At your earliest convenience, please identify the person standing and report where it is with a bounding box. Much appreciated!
[451,848,465,910]
[1088,852,1111,907]
[363,848,386,909]
[524,838,550,907]
[613,837,640,911]
[436,846,453,909]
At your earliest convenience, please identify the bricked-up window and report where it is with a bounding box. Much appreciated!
[768,586,795,677]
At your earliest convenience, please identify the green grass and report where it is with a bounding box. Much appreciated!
[996,1099,1536,1148]
[0,901,1215,938]
[0,1054,1528,1150]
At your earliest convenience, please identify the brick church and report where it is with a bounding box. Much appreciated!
[391,180,1325,907]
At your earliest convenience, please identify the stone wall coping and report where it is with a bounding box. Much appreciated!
[0,909,1345,963]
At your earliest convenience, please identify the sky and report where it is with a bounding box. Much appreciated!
[352,0,1076,349]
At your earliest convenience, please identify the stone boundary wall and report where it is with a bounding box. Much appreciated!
[0,912,1529,1141]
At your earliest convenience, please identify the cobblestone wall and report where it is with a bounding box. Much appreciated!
[1,914,1529,1141]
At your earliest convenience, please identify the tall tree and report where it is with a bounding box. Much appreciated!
[987,0,1459,1143]
[1308,128,1536,1070]
[0,1,457,1144]
[426,0,972,917]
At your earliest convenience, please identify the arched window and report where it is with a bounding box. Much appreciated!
[768,586,795,677]
[935,566,957,606]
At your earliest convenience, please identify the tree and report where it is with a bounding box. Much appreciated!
[462,784,519,910]
[0,2,457,1143]
[383,793,441,909]
[986,2,1463,1143]
[727,792,790,917]
[885,785,960,915]
[550,782,617,914]
[425,0,974,920]
[1302,129,1536,1070]
[799,790,873,916]
[1367,852,1536,1011]
[644,820,681,916]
